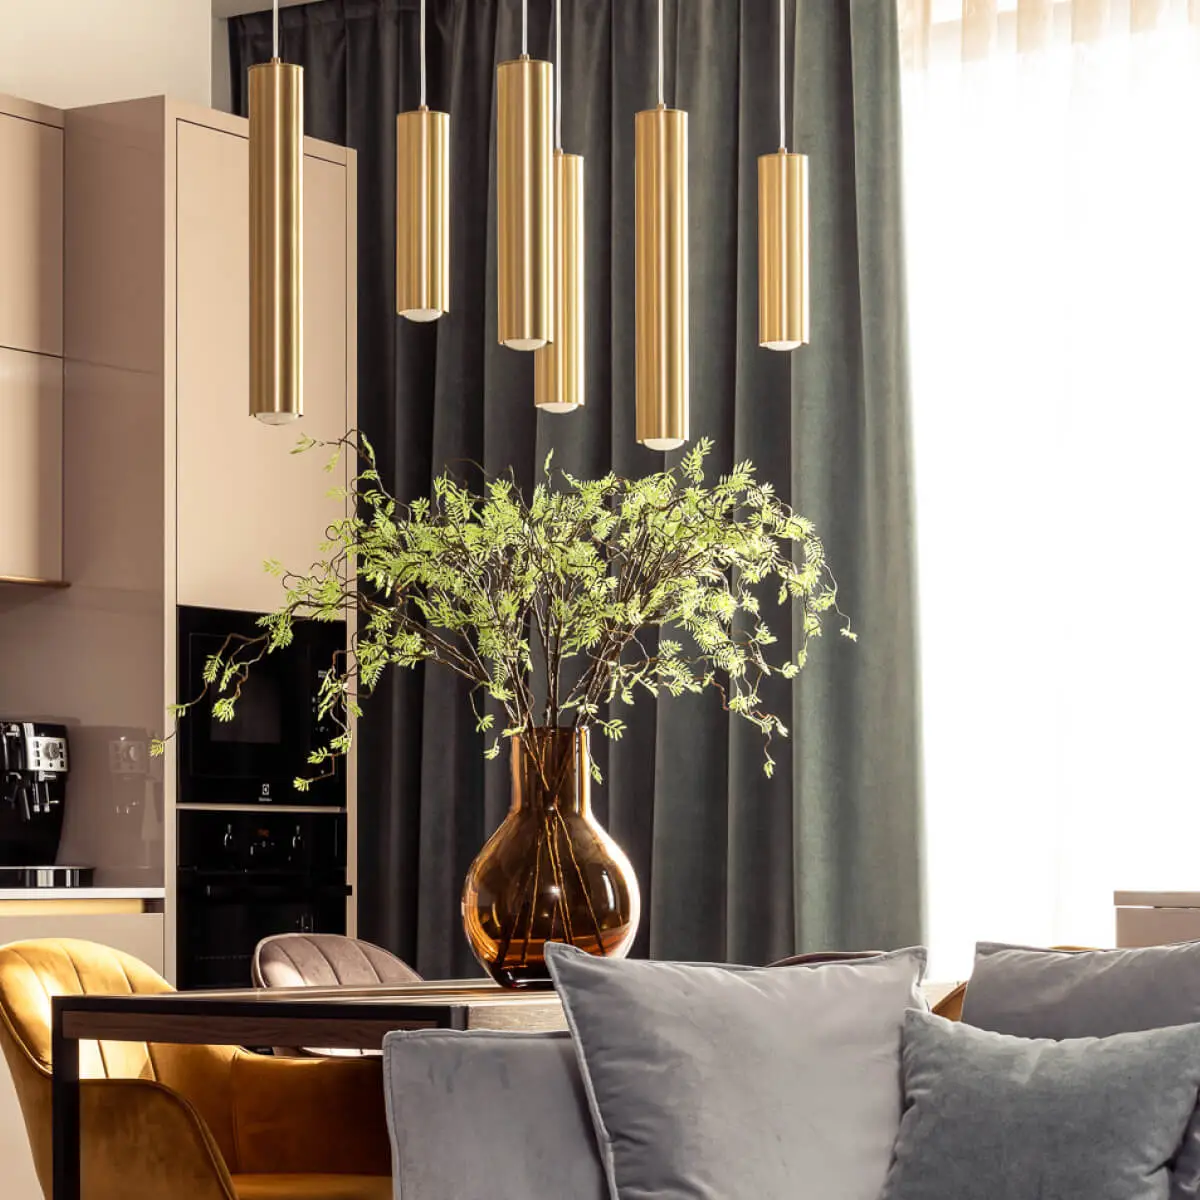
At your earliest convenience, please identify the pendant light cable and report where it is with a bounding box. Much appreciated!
[778,0,786,150]
[419,0,427,107]
[555,0,562,149]
[522,0,529,56]
[657,0,664,107]
[272,0,280,59]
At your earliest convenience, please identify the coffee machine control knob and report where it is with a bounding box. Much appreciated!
[31,736,68,774]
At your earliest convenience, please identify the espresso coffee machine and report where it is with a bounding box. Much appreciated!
[0,720,90,887]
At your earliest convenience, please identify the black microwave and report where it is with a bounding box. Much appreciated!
[176,605,346,807]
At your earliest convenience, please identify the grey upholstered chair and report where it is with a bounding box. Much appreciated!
[252,932,423,1056]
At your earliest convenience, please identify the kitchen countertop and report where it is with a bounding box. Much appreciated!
[0,887,165,902]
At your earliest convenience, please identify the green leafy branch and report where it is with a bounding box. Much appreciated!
[155,432,852,785]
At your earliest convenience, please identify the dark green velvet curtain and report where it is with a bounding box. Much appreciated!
[230,0,922,977]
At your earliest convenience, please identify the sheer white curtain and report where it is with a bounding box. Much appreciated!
[901,0,1200,978]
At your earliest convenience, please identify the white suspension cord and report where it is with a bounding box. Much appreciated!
[420,0,427,107]
[657,0,664,106]
[555,0,562,149]
[272,0,280,59]
[778,0,786,149]
[522,0,529,56]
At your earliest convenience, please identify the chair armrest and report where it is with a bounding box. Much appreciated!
[932,982,966,1021]
[81,1077,236,1200]
[229,1050,391,1176]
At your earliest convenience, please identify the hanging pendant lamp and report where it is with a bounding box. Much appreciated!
[535,0,584,412]
[397,0,450,322]
[759,0,809,352]
[635,0,688,451]
[249,0,304,423]
[497,0,555,351]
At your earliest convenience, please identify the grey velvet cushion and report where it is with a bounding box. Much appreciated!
[881,1009,1200,1200]
[963,940,1200,1199]
[545,941,927,1200]
[382,1029,606,1200]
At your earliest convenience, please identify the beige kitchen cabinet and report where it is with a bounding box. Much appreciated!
[0,97,63,359]
[0,94,65,585]
[0,348,63,581]
[35,96,357,979]
[175,120,352,613]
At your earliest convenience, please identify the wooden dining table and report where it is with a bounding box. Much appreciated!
[50,979,566,1200]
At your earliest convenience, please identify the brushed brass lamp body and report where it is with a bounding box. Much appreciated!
[635,105,688,451]
[249,58,304,424]
[534,150,585,412]
[396,107,450,321]
[759,150,809,351]
[497,56,555,351]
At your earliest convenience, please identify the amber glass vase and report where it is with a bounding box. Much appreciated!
[462,727,641,988]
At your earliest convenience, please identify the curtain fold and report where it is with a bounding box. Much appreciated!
[230,0,922,975]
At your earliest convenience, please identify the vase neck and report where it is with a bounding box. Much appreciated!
[510,727,591,816]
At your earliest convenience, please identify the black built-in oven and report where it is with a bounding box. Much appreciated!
[176,605,347,808]
[175,606,349,990]
[176,809,348,990]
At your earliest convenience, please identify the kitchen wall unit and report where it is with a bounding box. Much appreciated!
[0,96,62,356]
[0,349,63,582]
[0,94,64,585]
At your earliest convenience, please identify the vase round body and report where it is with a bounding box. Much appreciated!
[462,727,640,988]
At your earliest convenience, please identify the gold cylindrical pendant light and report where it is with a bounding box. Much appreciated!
[535,151,584,410]
[759,152,809,350]
[535,1,584,412]
[635,0,688,452]
[759,0,810,352]
[397,0,450,321]
[497,1,554,351]
[249,1,304,424]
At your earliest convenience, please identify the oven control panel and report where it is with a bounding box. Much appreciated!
[177,810,345,875]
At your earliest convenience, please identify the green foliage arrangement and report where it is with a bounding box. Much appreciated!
[161,434,851,786]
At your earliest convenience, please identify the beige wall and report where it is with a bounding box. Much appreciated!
[212,17,234,113]
[0,1,212,110]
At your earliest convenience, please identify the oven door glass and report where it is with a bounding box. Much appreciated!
[177,606,345,806]
[176,878,349,990]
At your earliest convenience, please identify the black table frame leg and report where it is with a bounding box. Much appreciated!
[51,998,80,1200]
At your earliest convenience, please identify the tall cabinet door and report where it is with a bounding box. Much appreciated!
[0,348,63,581]
[0,111,63,357]
[0,106,64,583]
[175,120,350,613]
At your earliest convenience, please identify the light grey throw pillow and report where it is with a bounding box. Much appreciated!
[545,942,927,1200]
[964,940,1200,1200]
[382,1029,606,1200]
[882,1010,1200,1200]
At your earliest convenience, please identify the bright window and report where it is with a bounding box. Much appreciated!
[901,1,1200,978]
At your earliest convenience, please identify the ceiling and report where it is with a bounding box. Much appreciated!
[212,0,316,18]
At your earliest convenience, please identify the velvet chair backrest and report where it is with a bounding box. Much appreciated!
[252,933,423,1057]
[0,938,171,1080]
[0,938,240,1189]
[252,933,423,990]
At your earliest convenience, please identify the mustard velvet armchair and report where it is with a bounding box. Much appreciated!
[0,939,392,1200]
